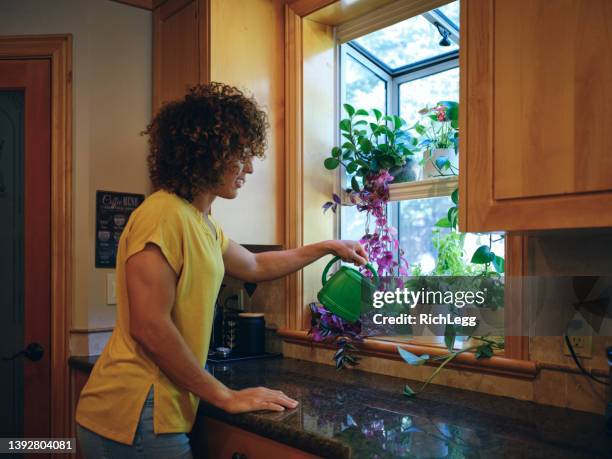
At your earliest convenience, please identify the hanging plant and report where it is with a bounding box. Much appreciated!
[308,302,363,370]
[322,104,412,278]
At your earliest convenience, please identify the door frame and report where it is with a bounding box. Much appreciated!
[0,35,73,438]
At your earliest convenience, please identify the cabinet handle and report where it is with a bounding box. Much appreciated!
[231,453,246,459]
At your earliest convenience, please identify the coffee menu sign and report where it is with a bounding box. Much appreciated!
[95,190,145,268]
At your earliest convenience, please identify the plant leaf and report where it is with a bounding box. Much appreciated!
[372,108,382,121]
[403,384,416,397]
[355,108,369,116]
[322,201,334,213]
[475,344,494,359]
[397,346,429,366]
[331,146,341,158]
[343,103,355,117]
[471,245,495,264]
[492,255,505,274]
[324,158,340,170]
[444,325,456,351]
[434,217,452,228]
[339,119,351,132]
[351,176,360,192]
[451,188,459,205]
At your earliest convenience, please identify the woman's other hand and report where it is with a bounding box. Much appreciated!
[327,240,368,266]
[220,387,299,413]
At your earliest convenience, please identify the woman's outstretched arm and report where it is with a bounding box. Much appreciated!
[223,239,368,283]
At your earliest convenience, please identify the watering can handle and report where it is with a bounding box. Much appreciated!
[321,256,379,286]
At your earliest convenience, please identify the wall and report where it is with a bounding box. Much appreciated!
[302,18,337,305]
[209,0,285,245]
[0,0,152,352]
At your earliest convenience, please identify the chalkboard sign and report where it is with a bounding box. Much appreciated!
[95,190,145,268]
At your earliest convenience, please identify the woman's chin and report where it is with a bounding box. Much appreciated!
[217,188,239,199]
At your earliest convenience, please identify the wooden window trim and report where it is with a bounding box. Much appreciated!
[284,0,531,377]
[0,34,73,437]
[278,328,537,379]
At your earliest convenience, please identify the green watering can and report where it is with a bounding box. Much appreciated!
[317,256,380,323]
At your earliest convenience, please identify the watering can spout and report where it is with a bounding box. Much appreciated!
[317,256,379,323]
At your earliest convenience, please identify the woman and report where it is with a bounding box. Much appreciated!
[75,82,367,458]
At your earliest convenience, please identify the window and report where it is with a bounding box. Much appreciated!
[337,1,505,348]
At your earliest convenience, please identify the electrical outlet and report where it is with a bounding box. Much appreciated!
[564,335,593,359]
[107,272,117,305]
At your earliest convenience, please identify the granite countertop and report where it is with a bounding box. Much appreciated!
[70,356,612,458]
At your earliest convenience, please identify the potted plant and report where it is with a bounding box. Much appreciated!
[413,101,459,179]
[322,104,411,279]
[323,104,419,189]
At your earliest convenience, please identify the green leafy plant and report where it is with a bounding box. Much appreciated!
[412,101,459,176]
[323,104,418,192]
[434,187,505,276]
[414,101,459,150]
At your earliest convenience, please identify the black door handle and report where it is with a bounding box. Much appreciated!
[2,342,44,362]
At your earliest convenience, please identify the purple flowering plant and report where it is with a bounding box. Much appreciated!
[308,302,363,370]
[322,105,411,279]
[314,105,414,368]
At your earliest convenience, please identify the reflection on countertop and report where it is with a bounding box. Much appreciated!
[70,355,611,458]
[202,358,611,458]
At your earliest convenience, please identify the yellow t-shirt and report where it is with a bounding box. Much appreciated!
[76,189,229,445]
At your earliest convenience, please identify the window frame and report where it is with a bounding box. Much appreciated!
[279,0,532,378]
[336,2,512,353]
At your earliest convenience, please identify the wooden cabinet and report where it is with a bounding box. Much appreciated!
[192,417,321,459]
[460,0,612,232]
[153,0,209,113]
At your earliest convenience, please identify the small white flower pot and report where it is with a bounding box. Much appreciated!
[423,147,458,178]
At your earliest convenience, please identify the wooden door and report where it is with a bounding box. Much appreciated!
[0,59,52,437]
[459,0,612,232]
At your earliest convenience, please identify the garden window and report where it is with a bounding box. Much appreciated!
[336,0,506,349]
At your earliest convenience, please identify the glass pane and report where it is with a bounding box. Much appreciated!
[399,67,459,128]
[353,15,458,71]
[398,196,452,274]
[344,54,386,113]
[398,197,505,276]
[436,1,460,28]
[340,204,368,242]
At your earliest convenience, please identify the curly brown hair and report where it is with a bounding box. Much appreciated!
[145,82,268,201]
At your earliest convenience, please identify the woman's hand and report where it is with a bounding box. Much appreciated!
[327,240,368,266]
[220,387,299,413]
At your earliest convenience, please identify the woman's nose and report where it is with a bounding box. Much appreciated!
[243,158,254,174]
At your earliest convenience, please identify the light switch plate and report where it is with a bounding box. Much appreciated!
[107,272,117,305]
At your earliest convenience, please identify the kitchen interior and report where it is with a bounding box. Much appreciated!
[2,0,612,457]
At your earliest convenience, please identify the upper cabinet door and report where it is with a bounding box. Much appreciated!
[459,0,612,232]
[153,0,209,114]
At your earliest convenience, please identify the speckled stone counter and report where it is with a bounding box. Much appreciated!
[70,356,612,458]
[201,358,612,459]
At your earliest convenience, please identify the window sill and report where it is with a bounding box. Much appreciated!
[277,328,538,380]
